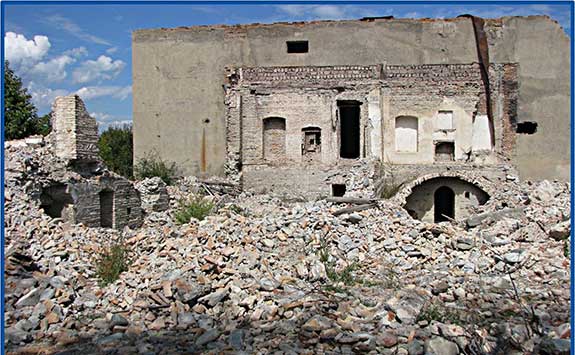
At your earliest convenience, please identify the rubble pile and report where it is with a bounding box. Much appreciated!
[4,139,571,355]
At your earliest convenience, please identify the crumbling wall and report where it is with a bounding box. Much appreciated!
[71,174,143,229]
[133,15,568,181]
[51,95,99,163]
[382,63,517,165]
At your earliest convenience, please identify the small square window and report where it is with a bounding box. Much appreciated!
[332,184,346,197]
[287,41,309,53]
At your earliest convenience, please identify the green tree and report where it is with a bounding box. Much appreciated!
[98,124,134,179]
[4,61,50,139]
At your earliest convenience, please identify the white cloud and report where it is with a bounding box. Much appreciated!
[275,5,380,20]
[105,47,118,54]
[29,55,75,82]
[63,46,88,58]
[91,112,132,131]
[4,32,51,68]
[73,55,125,84]
[75,85,132,101]
[43,14,111,45]
[27,82,69,112]
[312,6,346,19]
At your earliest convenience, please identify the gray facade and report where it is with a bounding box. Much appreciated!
[133,15,570,182]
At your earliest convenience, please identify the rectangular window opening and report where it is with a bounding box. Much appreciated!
[287,41,309,53]
[332,184,347,197]
[302,128,322,155]
[516,121,537,134]
[435,142,455,162]
[338,101,361,159]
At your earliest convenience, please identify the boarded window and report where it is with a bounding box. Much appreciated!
[263,117,286,160]
[437,111,453,130]
[395,116,418,152]
[302,127,321,155]
[100,190,114,228]
[338,101,361,159]
[435,142,455,161]
[472,115,492,151]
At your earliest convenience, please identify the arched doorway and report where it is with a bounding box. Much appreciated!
[434,186,455,222]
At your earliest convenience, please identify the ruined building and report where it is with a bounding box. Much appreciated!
[132,15,570,222]
[21,95,143,229]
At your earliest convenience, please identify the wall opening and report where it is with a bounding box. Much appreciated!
[100,190,114,228]
[516,121,538,134]
[263,117,286,160]
[435,142,454,161]
[40,184,74,218]
[287,41,309,53]
[338,101,361,159]
[395,116,418,152]
[434,186,455,222]
[332,184,346,197]
[404,176,489,223]
[302,127,321,155]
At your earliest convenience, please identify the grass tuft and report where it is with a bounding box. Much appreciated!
[134,152,178,185]
[96,244,129,287]
[174,195,214,224]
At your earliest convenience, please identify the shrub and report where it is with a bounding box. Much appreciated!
[96,244,129,287]
[134,152,178,185]
[174,195,214,224]
[98,124,133,179]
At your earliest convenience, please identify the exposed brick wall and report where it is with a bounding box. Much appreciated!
[225,63,519,197]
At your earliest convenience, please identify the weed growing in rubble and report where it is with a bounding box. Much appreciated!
[96,244,129,287]
[175,196,214,224]
[135,153,178,185]
[564,240,569,258]
[417,301,462,325]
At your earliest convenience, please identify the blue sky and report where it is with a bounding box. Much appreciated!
[3,2,572,130]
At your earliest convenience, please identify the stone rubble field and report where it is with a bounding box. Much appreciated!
[4,139,571,355]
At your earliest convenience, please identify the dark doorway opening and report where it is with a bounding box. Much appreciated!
[435,142,455,161]
[332,184,347,197]
[338,101,361,159]
[434,186,455,222]
[100,190,114,228]
[40,184,74,218]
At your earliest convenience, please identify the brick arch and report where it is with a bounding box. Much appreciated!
[391,171,494,206]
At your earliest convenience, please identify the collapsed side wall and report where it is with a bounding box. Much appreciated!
[485,17,570,180]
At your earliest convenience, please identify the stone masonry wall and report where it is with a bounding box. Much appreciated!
[51,95,99,163]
